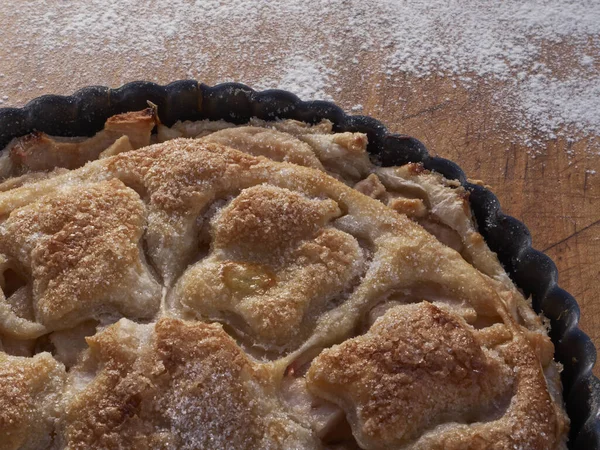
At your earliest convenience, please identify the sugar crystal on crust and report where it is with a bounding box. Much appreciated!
[64,318,319,449]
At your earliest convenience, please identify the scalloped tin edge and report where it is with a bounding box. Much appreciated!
[1,80,598,448]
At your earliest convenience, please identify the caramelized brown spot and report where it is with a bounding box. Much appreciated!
[406,162,428,175]
[332,133,368,154]
[388,197,428,218]
[201,126,324,169]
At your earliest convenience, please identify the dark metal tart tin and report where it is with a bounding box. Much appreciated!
[0,80,598,449]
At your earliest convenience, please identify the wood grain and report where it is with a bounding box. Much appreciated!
[0,8,598,377]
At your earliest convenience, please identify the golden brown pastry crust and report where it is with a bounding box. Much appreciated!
[306,302,567,450]
[0,351,66,450]
[64,318,319,450]
[0,113,569,449]
[174,184,364,352]
[0,178,161,337]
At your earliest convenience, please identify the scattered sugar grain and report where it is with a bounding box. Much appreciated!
[0,0,599,161]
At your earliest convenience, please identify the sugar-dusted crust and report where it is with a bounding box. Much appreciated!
[0,351,66,450]
[306,302,567,449]
[0,112,569,449]
[63,318,319,450]
[0,178,161,337]
[174,184,364,352]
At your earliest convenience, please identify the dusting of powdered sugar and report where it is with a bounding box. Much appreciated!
[0,0,600,147]
[255,56,334,101]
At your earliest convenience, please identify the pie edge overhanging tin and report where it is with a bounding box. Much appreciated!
[0,80,598,449]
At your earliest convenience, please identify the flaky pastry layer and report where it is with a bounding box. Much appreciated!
[0,112,568,449]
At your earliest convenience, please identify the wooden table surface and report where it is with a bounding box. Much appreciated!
[0,4,598,375]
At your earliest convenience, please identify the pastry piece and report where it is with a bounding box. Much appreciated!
[63,318,319,449]
[201,126,325,169]
[0,351,66,450]
[248,118,334,136]
[172,184,364,354]
[296,132,372,181]
[157,118,236,141]
[200,126,371,181]
[306,302,568,450]
[0,178,161,338]
[2,108,156,175]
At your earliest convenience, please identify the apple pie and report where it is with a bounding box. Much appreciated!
[0,108,569,449]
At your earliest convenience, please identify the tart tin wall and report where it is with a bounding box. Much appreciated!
[0,81,598,449]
